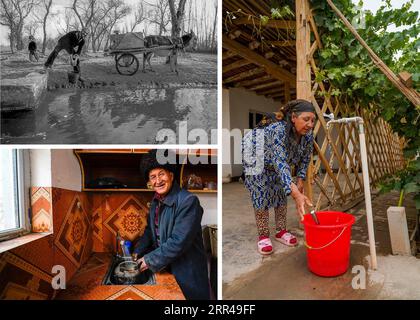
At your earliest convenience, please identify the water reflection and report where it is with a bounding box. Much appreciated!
[1,87,217,144]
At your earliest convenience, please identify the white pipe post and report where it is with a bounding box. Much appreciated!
[326,117,378,270]
[357,121,378,270]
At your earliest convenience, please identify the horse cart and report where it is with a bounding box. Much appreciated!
[107,32,176,76]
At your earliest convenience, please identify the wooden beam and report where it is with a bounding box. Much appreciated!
[259,87,284,96]
[223,67,265,84]
[222,51,236,60]
[264,51,275,59]
[223,34,296,86]
[266,40,296,47]
[249,40,260,50]
[296,0,311,100]
[268,92,285,98]
[398,71,412,88]
[223,59,253,74]
[228,29,242,39]
[247,80,282,91]
[297,0,313,204]
[326,0,420,106]
[234,75,273,88]
[308,11,323,49]
[234,17,296,29]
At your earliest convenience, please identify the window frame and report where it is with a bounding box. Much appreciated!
[0,149,31,242]
[249,109,268,129]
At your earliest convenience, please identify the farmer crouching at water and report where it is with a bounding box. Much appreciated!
[44,28,88,78]
[242,99,316,255]
[132,150,210,300]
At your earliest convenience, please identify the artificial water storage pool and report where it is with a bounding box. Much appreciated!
[1,87,217,144]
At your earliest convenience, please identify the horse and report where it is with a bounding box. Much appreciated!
[142,30,197,74]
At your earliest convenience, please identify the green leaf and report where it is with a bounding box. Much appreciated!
[415,194,420,210]
[404,182,419,193]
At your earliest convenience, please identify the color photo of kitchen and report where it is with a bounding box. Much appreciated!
[0,148,218,300]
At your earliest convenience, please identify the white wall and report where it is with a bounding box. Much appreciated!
[30,149,52,187]
[196,193,217,226]
[51,150,82,192]
[225,88,280,177]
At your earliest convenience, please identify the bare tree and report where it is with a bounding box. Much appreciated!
[71,0,98,52]
[24,19,39,37]
[210,0,217,50]
[99,0,132,51]
[129,2,145,32]
[168,0,186,38]
[0,0,38,52]
[56,8,79,35]
[145,0,171,36]
[33,0,53,54]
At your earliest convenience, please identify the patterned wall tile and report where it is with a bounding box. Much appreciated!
[103,195,149,242]
[106,286,153,300]
[54,195,91,269]
[31,187,53,233]
[11,236,54,275]
[0,252,53,300]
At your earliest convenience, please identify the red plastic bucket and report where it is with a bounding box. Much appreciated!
[302,211,355,277]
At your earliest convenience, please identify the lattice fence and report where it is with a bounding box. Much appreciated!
[305,2,406,211]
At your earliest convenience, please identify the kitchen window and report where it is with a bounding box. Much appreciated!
[0,149,30,242]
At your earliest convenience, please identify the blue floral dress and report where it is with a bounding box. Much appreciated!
[242,120,313,210]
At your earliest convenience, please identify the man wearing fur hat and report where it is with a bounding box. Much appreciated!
[132,150,210,300]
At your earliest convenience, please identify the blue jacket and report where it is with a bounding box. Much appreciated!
[133,183,210,300]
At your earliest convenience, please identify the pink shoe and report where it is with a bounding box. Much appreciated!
[275,230,298,247]
[257,236,273,255]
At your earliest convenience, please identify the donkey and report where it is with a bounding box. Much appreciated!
[142,30,197,74]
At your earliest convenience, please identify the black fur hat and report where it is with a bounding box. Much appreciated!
[141,149,178,182]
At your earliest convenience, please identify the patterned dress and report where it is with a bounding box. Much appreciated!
[242,120,313,210]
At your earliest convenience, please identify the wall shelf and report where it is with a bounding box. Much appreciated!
[74,149,217,194]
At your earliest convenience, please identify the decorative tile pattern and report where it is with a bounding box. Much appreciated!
[106,286,153,300]
[0,252,53,300]
[1,282,48,300]
[104,196,148,242]
[54,195,91,268]
[92,206,103,243]
[31,187,53,233]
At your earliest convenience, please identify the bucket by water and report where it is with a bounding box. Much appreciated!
[303,211,355,277]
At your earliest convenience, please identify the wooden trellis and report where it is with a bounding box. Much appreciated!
[222,0,406,211]
[300,0,406,211]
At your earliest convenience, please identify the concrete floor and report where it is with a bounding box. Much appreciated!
[222,182,419,300]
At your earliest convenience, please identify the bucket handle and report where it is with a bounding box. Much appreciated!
[304,226,347,250]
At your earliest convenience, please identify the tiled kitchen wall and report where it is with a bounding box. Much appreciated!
[90,192,153,253]
[0,187,91,300]
[0,188,153,300]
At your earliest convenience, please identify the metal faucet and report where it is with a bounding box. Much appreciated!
[322,114,377,270]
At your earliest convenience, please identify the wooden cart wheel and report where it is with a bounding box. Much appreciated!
[116,53,139,76]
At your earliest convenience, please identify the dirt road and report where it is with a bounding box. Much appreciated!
[1,51,217,88]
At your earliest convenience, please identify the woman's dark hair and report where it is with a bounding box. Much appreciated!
[279,99,316,137]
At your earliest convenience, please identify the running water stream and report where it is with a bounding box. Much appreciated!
[1,87,216,144]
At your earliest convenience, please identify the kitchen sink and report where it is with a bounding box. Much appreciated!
[102,255,156,285]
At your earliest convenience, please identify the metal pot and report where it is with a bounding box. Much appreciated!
[114,260,140,284]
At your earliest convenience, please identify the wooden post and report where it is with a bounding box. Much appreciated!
[296,0,311,100]
[296,0,313,205]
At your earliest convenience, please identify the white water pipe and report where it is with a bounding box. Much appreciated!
[326,116,378,270]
